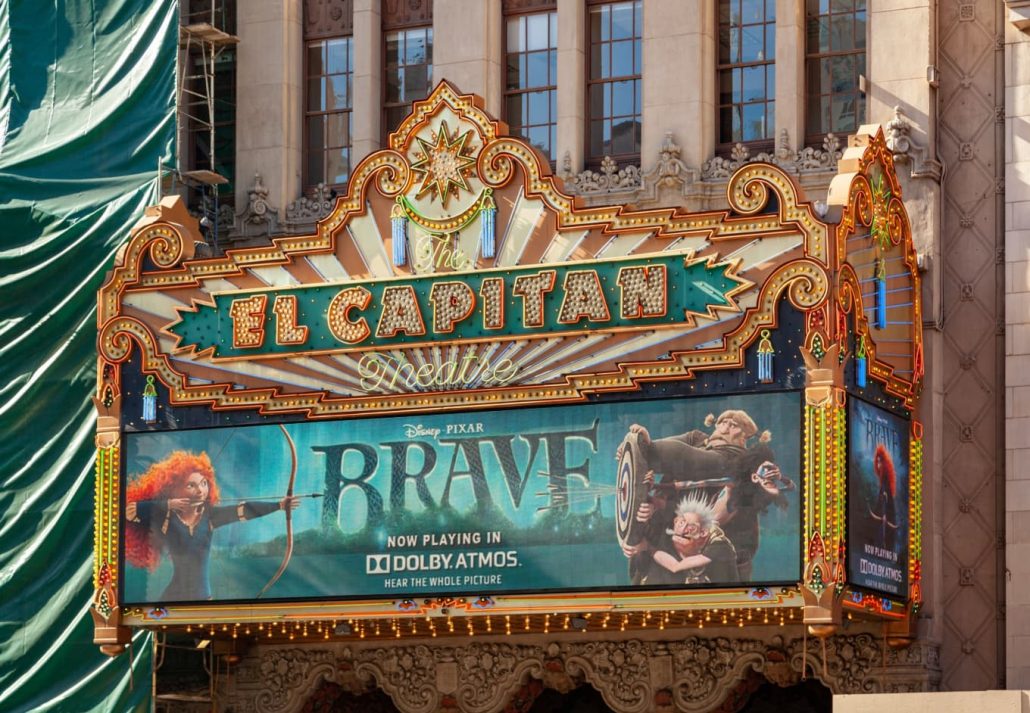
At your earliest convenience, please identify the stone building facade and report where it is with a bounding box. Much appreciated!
[170,0,1030,708]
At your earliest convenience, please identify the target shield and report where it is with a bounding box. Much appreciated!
[616,431,651,547]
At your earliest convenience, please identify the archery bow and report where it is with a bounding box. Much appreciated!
[256,423,298,598]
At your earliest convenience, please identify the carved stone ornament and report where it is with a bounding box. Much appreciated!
[223,632,940,713]
[234,172,280,238]
[701,133,844,181]
[883,106,943,182]
[285,182,337,230]
[562,154,643,196]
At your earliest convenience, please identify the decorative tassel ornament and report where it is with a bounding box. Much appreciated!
[855,335,868,388]
[874,256,887,329]
[757,329,774,383]
[142,375,158,423]
[480,190,497,260]
[391,201,408,267]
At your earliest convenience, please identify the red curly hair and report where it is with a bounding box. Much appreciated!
[873,444,896,498]
[124,451,221,570]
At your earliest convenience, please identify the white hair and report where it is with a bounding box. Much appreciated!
[667,492,716,534]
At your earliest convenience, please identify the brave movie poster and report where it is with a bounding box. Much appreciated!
[121,392,801,604]
[847,399,910,596]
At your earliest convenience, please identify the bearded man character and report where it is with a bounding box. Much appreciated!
[619,409,795,581]
[642,493,739,585]
[124,451,300,601]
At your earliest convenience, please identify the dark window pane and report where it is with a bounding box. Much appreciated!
[855,10,867,48]
[766,23,776,58]
[308,43,325,77]
[308,77,326,112]
[308,150,324,186]
[386,106,407,132]
[385,33,401,66]
[386,68,402,102]
[733,67,743,103]
[720,105,736,143]
[831,14,854,51]
[831,54,855,93]
[506,94,525,126]
[406,64,429,100]
[719,24,733,64]
[506,54,521,89]
[719,1,731,24]
[308,115,325,151]
[589,84,605,121]
[527,51,549,87]
[590,7,605,43]
[831,0,853,11]
[719,69,734,105]
[590,42,604,78]
[424,30,433,63]
[589,120,606,156]
[612,118,638,155]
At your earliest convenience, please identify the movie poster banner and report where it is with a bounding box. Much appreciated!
[847,399,910,596]
[121,392,801,604]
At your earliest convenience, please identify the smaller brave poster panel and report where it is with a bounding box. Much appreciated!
[847,398,910,596]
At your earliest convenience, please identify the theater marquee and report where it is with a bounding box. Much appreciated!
[91,82,925,654]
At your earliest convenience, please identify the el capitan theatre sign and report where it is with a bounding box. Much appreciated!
[91,82,926,654]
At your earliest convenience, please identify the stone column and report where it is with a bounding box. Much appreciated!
[556,0,586,174]
[433,0,503,115]
[775,0,804,151]
[235,0,304,218]
[1004,0,1030,690]
[352,0,383,165]
[641,0,714,171]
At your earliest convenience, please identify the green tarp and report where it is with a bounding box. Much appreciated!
[0,0,177,710]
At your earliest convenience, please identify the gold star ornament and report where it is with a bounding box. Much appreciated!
[411,121,477,208]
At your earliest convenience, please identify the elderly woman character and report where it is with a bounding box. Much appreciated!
[124,451,299,601]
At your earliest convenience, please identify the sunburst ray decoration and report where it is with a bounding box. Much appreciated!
[410,120,477,208]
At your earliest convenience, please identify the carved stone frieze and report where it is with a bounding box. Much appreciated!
[700,132,843,181]
[223,632,940,713]
[561,154,643,196]
[285,182,337,231]
[304,0,354,39]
